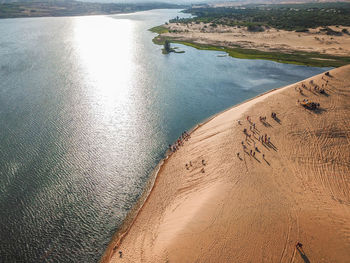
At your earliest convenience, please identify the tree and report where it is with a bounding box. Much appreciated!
[164,40,171,53]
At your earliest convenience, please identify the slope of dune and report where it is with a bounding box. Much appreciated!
[102,65,350,263]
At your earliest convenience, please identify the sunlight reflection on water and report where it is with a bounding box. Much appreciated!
[74,16,135,125]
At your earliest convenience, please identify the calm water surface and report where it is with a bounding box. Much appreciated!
[0,9,330,262]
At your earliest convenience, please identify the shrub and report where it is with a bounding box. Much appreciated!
[247,24,265,32]
[295,28,309,32]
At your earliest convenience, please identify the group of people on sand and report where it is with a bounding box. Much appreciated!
[259,116,267,122]
[238,112,278,161]
[259,133,270,144]
[185,159,206,173]
[185,161,192,170]
[309,79,328,94]
[298,73,332,97]
[168,130,190,153]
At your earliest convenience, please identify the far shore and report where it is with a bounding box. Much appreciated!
[102,65,350,263]
[150,23,350,67]
[0,3,185,19]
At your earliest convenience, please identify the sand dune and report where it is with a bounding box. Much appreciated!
[102,65,350,263]
[163,23,350,57]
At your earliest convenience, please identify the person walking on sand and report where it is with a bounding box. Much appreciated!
[237,152,240,158]
[296,242,304,253]
[119,251,123,258]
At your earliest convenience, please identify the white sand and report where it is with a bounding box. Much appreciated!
[163,23,350,57]
[102,65,350,263]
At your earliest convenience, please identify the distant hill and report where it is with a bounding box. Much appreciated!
[0,0,188,18]
[206,0,350,8]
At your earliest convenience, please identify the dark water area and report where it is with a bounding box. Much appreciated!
[0,9,330,262]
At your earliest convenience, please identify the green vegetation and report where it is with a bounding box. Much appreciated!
[152,35,350,67]
[0,1,187,19]
[247,24,264,32]
[149,25,169,34]
[179,2,350,31]
[161,39,185,54]
[164,40,171,53]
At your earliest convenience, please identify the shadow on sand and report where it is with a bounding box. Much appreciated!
[273,116,282,124]
[313,107,327,114]
[263,157,270,166]
[297,248,311,263]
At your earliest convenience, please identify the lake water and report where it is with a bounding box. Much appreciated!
[0,9,330,262]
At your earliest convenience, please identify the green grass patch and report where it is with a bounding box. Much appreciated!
[149,25,169,34]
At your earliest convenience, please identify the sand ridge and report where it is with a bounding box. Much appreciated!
[102,65,350,263]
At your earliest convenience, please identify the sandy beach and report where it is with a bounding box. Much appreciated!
[162,23,350,57]
[102,65,350,263]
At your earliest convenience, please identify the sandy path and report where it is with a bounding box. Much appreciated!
[102,65,350,263]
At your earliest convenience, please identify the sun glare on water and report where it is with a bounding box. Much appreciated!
[73,16,136,122]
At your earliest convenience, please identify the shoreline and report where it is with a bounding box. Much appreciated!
[100,69,333,262]
[101,66,350,262]
[149,25,350,67]
[0,6,186,20]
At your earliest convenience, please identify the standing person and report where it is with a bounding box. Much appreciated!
[296,242,304,253]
